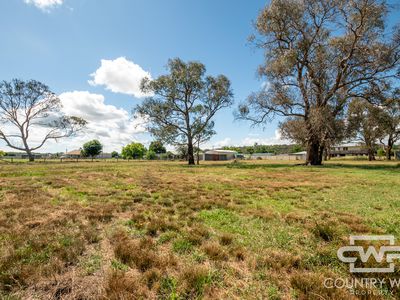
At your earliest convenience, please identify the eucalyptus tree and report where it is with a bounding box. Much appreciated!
[347,98,386,161]
[0,79,86,161]
[380,98,400,160]
[356,83,400,160]
[135,58,233,165]
[238,0,400,165]
[379,90,400,160]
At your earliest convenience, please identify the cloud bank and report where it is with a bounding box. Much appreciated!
[89,57,152,98]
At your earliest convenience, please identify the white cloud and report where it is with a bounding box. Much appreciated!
[203,137,232,149]
[240,130,289,146]
[89,57,152,98]
[50,91,148,152]
[202,130,289,150]
[24,0,63,11]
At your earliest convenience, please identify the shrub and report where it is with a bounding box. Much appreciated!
[377,148,385,158]
[146,150,157,160]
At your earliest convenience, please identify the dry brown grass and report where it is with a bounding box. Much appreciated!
[0,160,399,299]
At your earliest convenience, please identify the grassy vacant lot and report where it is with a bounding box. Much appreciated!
[0,159,399,299]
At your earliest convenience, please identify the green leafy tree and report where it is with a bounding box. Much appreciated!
[111,151,119,158]
[149,141,166,154]
[82,140,103,160]
[0,79,86,161]
[135,58,234,165]
[146,150,157,160]
[245,146,255,155]
[347,99,386,161]
[377,148,385,159]
[378,89,400,160]
[237,0,400,165]
[121,142,146,159]
[290,144,304,153]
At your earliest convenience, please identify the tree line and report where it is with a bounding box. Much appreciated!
[222,144,304,155]
[78,139,169,161]
[0,0,399,165]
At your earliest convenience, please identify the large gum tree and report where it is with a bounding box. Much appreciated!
[135,58,233,165]
[238,0,400,165]
[0,79,86,161]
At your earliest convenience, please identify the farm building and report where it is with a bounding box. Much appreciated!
[204,150,237,161]
[257,152,307,161]
[250,153,274,160]
[97,153,112,159]
[288,151,307,160]
[330,143,368,157]
[4,152,46,160]
[62,150,82,159]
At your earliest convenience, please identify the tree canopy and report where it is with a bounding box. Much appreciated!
[149,140,166,154]
[82,140,103,159]
[121,142,146,159]
[146,150,157,160]
[0,79,87,161]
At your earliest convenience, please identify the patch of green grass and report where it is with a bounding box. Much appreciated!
[61,186,89,202]
[15,243,51,264]
[172,238,193,254]
[111,259,129,271]
[198,208,302,250]
[158,231,177,244]
[82,254,102,275]
[159,276,179,300]
[267,284,281,300]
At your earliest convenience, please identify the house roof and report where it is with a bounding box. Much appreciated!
[333,142,363,147]
[290,151,307,155]
[205,149,237,155]
[251,153,274,156]
[65,150,82,155]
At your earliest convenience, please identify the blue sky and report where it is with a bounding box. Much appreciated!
[0,0,399,153]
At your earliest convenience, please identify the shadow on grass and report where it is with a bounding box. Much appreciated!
[323,163,400,172]
[226,163,295,169]
[182,161,400,172]
[180,163,295,169]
